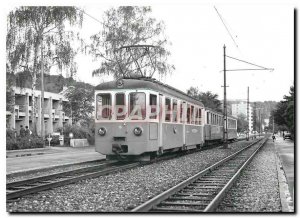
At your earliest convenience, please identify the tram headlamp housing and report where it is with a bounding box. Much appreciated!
[133,127,143,136]
[98,127,106,136]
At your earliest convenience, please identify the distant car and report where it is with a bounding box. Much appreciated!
[284,132,292,140]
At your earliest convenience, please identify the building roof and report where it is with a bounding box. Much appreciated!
[13,87,68,101]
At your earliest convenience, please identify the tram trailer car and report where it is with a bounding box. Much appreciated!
[94,78,237,161]
[204,109,237,142]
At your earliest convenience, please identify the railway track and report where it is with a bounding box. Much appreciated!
[131,137,268,212]
[6,137,258,202]
[6,160,139,201]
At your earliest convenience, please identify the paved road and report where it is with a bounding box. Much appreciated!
[274,136,294,201]
[6,146,105,175]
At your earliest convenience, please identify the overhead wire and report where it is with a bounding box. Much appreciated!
[214,6,239,49]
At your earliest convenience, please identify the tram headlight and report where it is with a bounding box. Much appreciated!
[133,127,143,136]
[98,127,106,136]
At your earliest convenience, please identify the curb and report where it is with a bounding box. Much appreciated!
[6,158,105,178]
[274,150,294,212]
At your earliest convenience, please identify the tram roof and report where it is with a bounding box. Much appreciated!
[95,77,204,107]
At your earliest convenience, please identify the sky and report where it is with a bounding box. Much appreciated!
[1,0,296,104]
[61,1,296,102]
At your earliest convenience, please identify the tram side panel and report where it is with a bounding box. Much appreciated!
[227,128,238,140]
[185,125,204,147]
[204,124,211,141]
[161,123,184,150]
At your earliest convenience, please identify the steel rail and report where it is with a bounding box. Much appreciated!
[7,162,139,200]
[7,160,119,189]
[131,137,265,212]
[203,137,267,212]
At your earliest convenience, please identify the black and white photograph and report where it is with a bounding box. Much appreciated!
[4,0,295,213]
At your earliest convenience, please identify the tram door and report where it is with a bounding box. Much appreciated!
[158,94,163,152]
[182,101,186,146]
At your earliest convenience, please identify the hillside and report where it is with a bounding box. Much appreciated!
[6,71,95,93]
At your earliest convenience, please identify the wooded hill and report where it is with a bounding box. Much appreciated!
[6,71,95,93]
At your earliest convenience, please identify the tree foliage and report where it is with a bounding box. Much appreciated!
[187,87,222,112]
[271,85,294,136]
[63,84,94,127]
[7,6,83,134]
[89,6,174,79]
[237,113,248,133]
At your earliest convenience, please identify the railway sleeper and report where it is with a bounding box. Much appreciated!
[176,192,214,197]
[190,185,223,189]
[159,201,208,208]
[188,183,223,187]
[193,182,227,186]
[151,206,204,212]
[168,196,211,202]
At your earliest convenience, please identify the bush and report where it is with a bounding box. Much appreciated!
[56,124,95,146]
[6,138,18,150]
[6,135,44,150]
[49,135,60,146]
[6,129,45,150]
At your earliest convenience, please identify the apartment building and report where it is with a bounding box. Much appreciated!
[231,101,253,132]
[6,87,71,136]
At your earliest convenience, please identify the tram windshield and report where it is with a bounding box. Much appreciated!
[96,93,112,120]
[115,93,126,120]
[129,92,146,120]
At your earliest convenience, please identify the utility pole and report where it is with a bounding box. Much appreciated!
[273,117,275,133]
[258,108,261,137]
[220,45,273,146]
[246,87,249,141]
[223,45,228,148]
[41,36,45,143]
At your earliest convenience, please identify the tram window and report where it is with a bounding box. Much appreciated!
[149,94,157,119]
[191,105,195,124]
[207,112,209,124]
[96,93,111,120]
[129,92,146,120]
[195,107,199,125]
[198,109,202,125]
[180,102,184,123]
[172,99,178,122]
[187,104,191,124]
[165,98,171,122]
[115,93,125,120]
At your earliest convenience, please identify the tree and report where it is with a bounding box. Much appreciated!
[63,84,94,127]
[271,85,294,136]
[187,86,222,112]
[7,6,83,135]
[283,86,294,135]
[89,6,174,79]
[237,113,248,133]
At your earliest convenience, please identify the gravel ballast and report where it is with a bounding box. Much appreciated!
[7,140,258,212]
[217,140,281,212]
